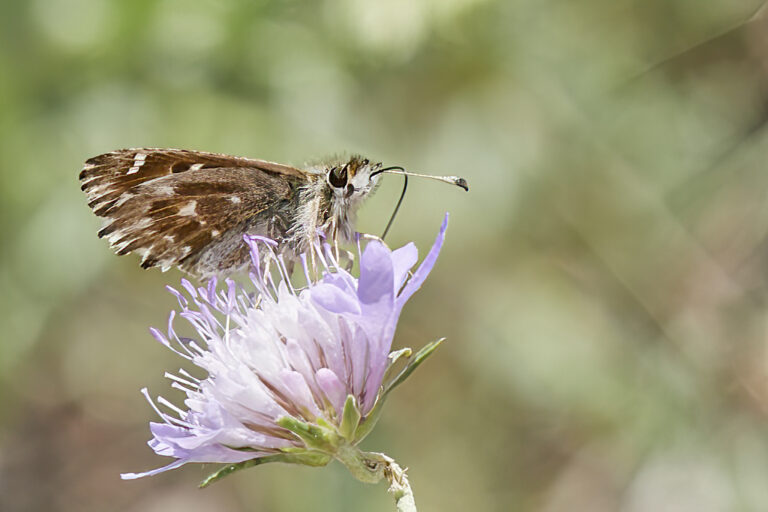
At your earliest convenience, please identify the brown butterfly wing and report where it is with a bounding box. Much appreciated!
[79,149,309,276]
[80,148,306,212]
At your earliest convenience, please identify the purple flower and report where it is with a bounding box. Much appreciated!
[121,214,449,482]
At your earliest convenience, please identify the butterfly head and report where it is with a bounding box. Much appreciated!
[326,156,382,204]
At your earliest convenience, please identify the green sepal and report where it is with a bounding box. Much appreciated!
[199,452,331,488]
[354,338,445,442]
[339,395,361,441]
[384,338,444,395]
[276,416,339,452]
[315,416,335,431]
[388,347,412,366]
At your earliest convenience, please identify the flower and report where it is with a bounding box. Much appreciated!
[121,214,449,483]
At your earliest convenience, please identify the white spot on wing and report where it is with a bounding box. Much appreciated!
[164,235,175,242]
[113,193,135,209]
[182,246,192,256]
[105,228,125,245]
[229,196,242,204]
[133,217,152,229]
[211,230,220,237]
[127,153,147,174]
[189,163,204,171]
[80,173,101,184]
[137,247,151,262]
[113,238,137,252]
[87,182,113,195]
[92,199,114,211]
[178,201,197,216]
[156,185,175,196]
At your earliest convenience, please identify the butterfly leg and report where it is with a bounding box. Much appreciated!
[330,222,341,263]
[333,238,341,264]
[263,257,272,279]
[338,249,355,272]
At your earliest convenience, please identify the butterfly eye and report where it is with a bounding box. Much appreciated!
[328,166,348,188]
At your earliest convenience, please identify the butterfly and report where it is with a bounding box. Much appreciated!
[79,148,467,278]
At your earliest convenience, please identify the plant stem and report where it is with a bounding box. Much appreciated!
[384,457,417,512]
[335,447,418,512]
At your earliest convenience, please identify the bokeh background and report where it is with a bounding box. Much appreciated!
[3,0,768,510]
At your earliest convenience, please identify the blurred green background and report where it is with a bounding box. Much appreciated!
[3,0,768,510]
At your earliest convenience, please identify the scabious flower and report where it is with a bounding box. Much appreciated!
[121,214,449,487]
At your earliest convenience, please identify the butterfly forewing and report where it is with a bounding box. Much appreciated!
[79,148,309,276]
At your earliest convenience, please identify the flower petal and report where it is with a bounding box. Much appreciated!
[315,368,347,414]
[121,459,187,480]
[310,282,362,315]
[397,213,448,306]
[391,242,418,292]
[357,240,395,306]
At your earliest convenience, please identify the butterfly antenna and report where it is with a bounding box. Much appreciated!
[372,164,469,239]
[372,165,468,191]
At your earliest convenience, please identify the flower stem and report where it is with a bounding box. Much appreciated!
[384,457,417,512]
[335,447,417,512]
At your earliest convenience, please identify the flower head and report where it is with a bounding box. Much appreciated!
[122,214,449,482]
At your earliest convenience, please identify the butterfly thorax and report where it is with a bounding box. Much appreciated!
[286,156,381,253]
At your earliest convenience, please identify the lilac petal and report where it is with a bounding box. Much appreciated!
[248,234,278,247]
[166,285,187,308]
[353,243,400,346]
[225,279,237,311]
[315,368,347,414]
[150,422,216,451]
[397,213,448,306]
[121,459,187,479]
[245,236,263,269]
[319,272,357,295]
[339,318,368,398]
[360,321,395,414]
[284,339,317,390]
[296,307,345,379]
[178,440,266,463]
[149,327,170,347]
[357,240,395,305]
[278,370,322,418]
[361,215,449,410]
[207,278,218,304]
[310,283,361,315]
[361,360,387,414]
[181,279,198,299]
[148,423,265,462]
[121,439,261,479]
[391,242,418,292]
